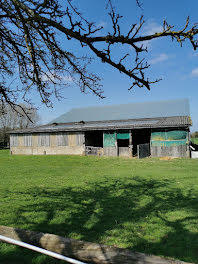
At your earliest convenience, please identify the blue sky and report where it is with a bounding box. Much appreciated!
[31,0,198,131]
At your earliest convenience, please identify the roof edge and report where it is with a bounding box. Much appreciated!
[9,116,191,134]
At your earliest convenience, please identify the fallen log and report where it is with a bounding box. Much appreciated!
[0,226,192,264]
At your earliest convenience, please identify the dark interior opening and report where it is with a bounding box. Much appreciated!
[132,129,151,156]
[117,139,129,147]
[85,131,103,147]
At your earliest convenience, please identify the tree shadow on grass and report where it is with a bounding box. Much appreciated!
[1,176,198,263]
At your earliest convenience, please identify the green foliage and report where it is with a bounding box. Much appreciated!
[191,131,198,139]
[0,150,198,263]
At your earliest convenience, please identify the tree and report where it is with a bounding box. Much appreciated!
[191,131,198,138]
[0,104,40,146]
[0,0,198,110]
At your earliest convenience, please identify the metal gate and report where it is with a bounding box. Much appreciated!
[85,146,103,156]
[138,143,150,158]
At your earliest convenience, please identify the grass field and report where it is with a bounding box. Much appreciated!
[0,150,198,264]
[192,138,198,145]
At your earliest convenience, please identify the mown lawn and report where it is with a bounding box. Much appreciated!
[192,138,198,145]
[0,150,198,264]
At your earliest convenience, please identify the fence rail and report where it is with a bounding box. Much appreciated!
[0,235,87,264]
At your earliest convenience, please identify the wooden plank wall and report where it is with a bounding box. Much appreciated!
[151,145,189,158]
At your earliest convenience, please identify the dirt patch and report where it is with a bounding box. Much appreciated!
[159,156,177,160]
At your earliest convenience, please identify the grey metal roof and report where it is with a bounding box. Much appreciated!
[51,99,190,123]
[10,116,191,134]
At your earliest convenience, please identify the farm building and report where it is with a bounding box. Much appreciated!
[9,99,191,158]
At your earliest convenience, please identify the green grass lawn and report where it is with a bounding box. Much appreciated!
[192,138,198,145]
[0,150,198,263]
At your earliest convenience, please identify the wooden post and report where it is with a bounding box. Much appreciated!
[115,131,118,156]
[137,144,139,159]
[129,130,132,157]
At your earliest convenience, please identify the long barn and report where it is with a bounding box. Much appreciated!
[9,99,191,158]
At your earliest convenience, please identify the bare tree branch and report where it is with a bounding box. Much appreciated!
[0,0,198,111]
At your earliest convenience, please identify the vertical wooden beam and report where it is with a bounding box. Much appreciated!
[83,132,86,155]
[102,131,104,148]
[150,129,152,157]
[129,130,133,157]
[129,130,132,145]
[115,131,118,156]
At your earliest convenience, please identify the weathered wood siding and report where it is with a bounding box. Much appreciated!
[150,129,190,158]
[56,133,69,146]
[151,145,189,158]
[38,133,50,147]
[24,134,33,147]
[76,132,85,145]
[118,147,131,157]
[10,132,85,155]
[103,147,117,156]
[10,134,18,147]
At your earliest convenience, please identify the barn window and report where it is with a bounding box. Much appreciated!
[56,133,69,146]
[38,133,50,147]
[24,134,32,147]
[10,134,18,147]
[76,133,85,145]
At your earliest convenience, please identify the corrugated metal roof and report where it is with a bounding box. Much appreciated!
[51,99,190,123]
[10,116,191,134]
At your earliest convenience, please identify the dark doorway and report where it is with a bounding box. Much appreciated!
[85,131,103,147]
[117,139,129,147]
[132,129,151,157]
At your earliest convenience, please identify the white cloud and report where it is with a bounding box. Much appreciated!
[191,67,198,77]
[61,75,73,82]
[138,20,163,50]
[143,21,163,36]
[149,53,169,65]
